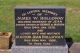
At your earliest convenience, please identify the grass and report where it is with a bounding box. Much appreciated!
[0,0,80,42]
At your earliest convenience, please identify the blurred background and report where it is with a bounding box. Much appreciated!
[0,0,80,42]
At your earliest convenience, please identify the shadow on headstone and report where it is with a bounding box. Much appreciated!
[65,38,73,48]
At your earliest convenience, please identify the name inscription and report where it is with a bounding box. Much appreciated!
[15,7,65,46]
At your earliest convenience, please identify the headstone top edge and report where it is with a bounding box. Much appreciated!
[15,6,65,9]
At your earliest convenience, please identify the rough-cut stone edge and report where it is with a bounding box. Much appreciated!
[11,42,68,53]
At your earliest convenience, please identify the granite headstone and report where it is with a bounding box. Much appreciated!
[11,6,68,53]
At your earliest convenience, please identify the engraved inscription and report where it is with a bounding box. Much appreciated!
[15,8,65,46]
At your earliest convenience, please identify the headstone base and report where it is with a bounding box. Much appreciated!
[11,42,68,53]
